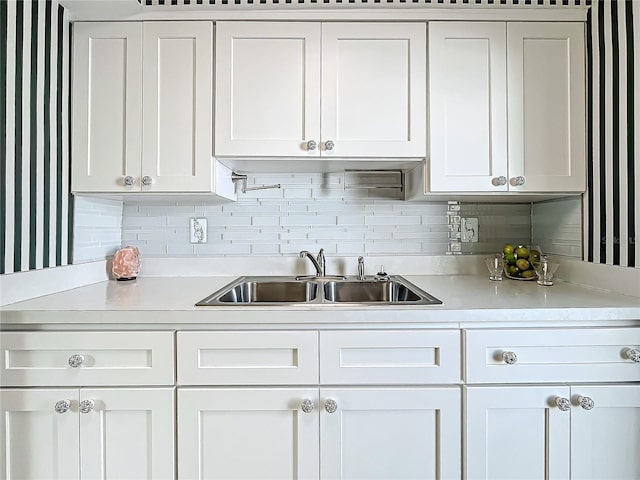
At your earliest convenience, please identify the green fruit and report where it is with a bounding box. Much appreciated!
[530,250,541,262]
[522,269,536,278]
[503,244,515,255]
[505,253,516,265]
[515,246,530,259]
[516,259,530,271]
[507,265,519,276]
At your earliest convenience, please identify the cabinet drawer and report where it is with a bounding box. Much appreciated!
[465,328,640,384]
[0,331,175,386]
[177,331,319,385]
[320,330,461,384]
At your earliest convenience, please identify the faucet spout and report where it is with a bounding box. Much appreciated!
[299,248,326,277]
[299,250,323,276]
[357,256,365,280]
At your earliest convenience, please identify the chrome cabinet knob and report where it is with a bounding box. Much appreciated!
[324,398,338,414]
[502,351,518,365]
[123,176,135,186]
[555,397,571,412]
[324,140,335,151]
[79,399,95,414]
[306,140,317,151]
[300,399,314,414]
[491,176,507,186]
[141,176,153,186]
[68,354,85,368]
[55,399,71,414]
[624,348,640,362]
[510,176,525,186]
[577,396,595,410]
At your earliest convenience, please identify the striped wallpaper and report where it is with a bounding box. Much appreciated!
[0,0,71,275]
[586,0,638,268]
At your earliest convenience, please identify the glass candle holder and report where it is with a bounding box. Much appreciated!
[534,255,560,286]
[485,254,505,281]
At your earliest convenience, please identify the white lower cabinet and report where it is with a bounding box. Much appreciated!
[0,388,175,480]
[570,385,640,480]
[464,327,640,480]
[320,387,461,480]
[177,387,460,480]
[177,388,319,480]
[0,389,80,479]
[466,385,571,480]
[466,385,640,480]
[0,331,176,480]
[176,329,462,479]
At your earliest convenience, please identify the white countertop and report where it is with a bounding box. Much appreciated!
[2,274,638,328]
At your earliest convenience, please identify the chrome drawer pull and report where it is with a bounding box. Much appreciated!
[300,399,314,414]
[554,397,571,412]
[54,399,71,414]
[577,396,595,410]
[68,354,85,368]
[324,398,338,414]
[79,399,95,414]
[624,348,640,363]
[502,351,518,365]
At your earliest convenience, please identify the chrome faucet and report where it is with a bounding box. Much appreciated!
[357,256,365,280]
[299,248,326,277]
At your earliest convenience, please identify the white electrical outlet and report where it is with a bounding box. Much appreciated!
[461,218,479,243]
[189,218,207,244]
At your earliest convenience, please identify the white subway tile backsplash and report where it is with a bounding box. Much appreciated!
[252,216,280,227]
[365,216,421,226]
[71,174,578,261]
[73,197,123,264]
[337,215,366,225]
[251,244,281,255]
[284,188,312,199]
[280,215,337,227]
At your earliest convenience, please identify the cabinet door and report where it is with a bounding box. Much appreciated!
[428,22,507,192]
[320,387,460,480]
[72,22,142,193]
[570,385,640,480]
[178,388,319,480]
[79,388,175,480]
[322,23,426,158]
[507,22,586,192]
[215,22,321,157]
[466,386,570,480]
[142,21,213,192]
[0,389,80,480]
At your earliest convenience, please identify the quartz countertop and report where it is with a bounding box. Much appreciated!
[1,274,638,327]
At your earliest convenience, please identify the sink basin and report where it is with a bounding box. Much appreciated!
[323,279,441,305]
[195,275,441,306]
[196,278,318,305]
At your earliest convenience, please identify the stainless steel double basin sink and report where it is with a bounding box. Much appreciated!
[196,275,442,306]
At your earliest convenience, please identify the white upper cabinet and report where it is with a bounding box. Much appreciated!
[427,21,585,194]
[72,21,224,194]
[215,22,321,158]
[72,22,142,193]
[507,22,586,192]
[321,23,427,158]
[428,22,508,192]
[142,22,214,193]
[215,22,426,158]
